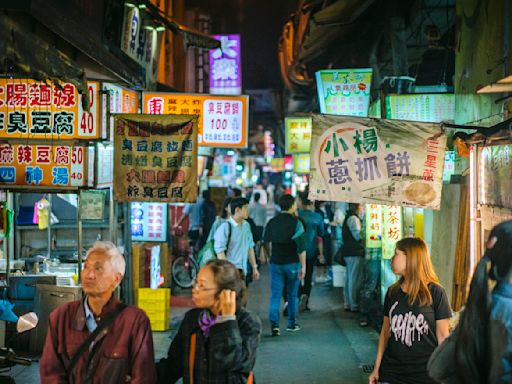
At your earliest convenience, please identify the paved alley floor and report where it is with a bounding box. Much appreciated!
[9,265,378,383]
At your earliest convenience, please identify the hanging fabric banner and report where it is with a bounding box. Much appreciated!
[308,114,447,209]
[113,114,198,203]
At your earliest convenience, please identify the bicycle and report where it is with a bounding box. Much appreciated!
[171,227,199,288]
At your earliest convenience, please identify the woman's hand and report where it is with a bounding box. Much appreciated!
[216,290,236,316]
[368,369,379,384]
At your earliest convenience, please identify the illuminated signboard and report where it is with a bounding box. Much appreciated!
[293,154,310,174]
[366,204,383,249]
[285,117,312,154]
[386,94,455,123]
[209,35,242,95]
[103,83,139,114]
[315,68,372,116]
[0,144,87,188]
[0,79,101,139]
[143,93,249,148]
[382,205,402,260]
[131,202,168,242]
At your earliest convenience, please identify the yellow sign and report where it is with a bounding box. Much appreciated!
[366,204,383,249]
[285,117,312,153]
[382,205,402,259]
[0,79,101,139]
[0,143,87,188]
[293,154,310,174]
[142,93,248,148]
[113,114,198,203]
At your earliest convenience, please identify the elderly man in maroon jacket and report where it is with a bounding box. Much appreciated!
[40,241,156,383]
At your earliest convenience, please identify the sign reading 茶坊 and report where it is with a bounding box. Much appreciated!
[0,79,101,139]
[142,93,248,148]
[308,114,447,209]
[113,114,198,203]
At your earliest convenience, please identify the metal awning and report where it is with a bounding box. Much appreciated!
[141,0,220,50]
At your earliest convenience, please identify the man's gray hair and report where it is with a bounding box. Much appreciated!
[86,241,126,277]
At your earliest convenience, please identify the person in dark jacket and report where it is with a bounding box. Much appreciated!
[428,220,512,384]
[156,259,261,384]
[40,241,156,384]
[341,203,365,312]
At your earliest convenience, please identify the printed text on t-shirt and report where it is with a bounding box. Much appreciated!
[389,301,430,347]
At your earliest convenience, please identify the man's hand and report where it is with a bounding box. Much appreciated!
[299,265,306,280]
[252,267,260,281]
[318,254,326,264]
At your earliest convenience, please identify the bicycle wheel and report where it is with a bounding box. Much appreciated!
[172,255,198,288]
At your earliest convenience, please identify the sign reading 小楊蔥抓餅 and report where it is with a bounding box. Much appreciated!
[209,35,242,95]
[0,144,87,188]
[0,79,101,140]
[142,93,248,148]
[113,114,198,203]
[308,114,447,209]
[285,117,312,154]
[316,69,372,116]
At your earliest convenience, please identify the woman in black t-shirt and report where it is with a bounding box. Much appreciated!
[369,237,452,384]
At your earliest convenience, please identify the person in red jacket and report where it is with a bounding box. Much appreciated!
[40,241,156,384]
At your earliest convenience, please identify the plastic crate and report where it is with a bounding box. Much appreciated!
[137,288,171,331]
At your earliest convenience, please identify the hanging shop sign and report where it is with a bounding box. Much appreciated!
[143,93,249,148]
[315,68,372,116]
[480,144,512,209]
[0,79,101,139]
[131,202,168,242]
[382,205,402,260]
[120,6,162,86]
[308,114,447,209]
[79,190,106,220]
[209,34,242,95]
[103,83,139,114]
[386,94,455,123]
[0,143,87,188]
[285,116,312,154]
[113,114,198,203]
[293,154,310,174]
[366,204,383,249]
[442,151,455,182]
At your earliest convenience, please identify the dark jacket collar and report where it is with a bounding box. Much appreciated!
[75,295,120,331]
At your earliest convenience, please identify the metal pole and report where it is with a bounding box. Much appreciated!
[47,194,52,258]
[77,192,83,283]
[109,187,116,243]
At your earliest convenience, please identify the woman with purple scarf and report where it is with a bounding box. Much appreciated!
[156,259,262,384]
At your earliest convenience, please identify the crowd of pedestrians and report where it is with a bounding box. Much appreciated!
[38,182,512,383]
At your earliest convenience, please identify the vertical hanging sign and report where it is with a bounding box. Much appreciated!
[382,205,402,260]
[209,35,242,95]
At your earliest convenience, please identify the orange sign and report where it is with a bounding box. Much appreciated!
[0,79,101,139]
[0,143,87,188]
[142,93,249,148]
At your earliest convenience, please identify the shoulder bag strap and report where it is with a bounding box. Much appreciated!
[226,222,232,250]
[67,303,126,378]
[189,333,196,384]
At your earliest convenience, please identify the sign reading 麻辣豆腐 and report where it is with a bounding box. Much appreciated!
[113,114,198,203]
[308,114,447,209]
[209,35,242,95]
[316,69,372,116]
[0,144,87,188]
[0,79,101,139]
[142,93,249,148]
[285,117,312,154]
[131,202,168,242]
